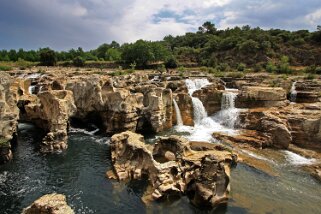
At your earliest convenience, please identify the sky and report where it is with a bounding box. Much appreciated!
[1,0,321,50]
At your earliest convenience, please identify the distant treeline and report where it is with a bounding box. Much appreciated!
[1,22,321,71]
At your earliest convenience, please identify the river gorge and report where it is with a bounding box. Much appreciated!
[0,68,320,214]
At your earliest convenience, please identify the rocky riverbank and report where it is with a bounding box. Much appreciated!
[1,67,321,210]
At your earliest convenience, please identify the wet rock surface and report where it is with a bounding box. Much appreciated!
[107,131,237,208]
[22,193,74,214]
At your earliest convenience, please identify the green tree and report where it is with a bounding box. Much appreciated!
[122,40,170,67]
[39,48,57,66]
[106,48,121,61]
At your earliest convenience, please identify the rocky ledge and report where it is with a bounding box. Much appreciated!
[107,131,237,208]
[22,193,74,214]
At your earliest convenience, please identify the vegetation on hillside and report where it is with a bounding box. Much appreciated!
[1,22,321,73]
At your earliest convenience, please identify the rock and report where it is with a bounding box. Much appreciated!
[175,93,194,126]
[237,109,292,149]
[293,81,321,103]
[22,193,74,214]
[136,86,173,133]
[109,131,237,209]
[22,90,77,152]
[192,83,224,115]
[236,86,288,108]
[0,72,19,163]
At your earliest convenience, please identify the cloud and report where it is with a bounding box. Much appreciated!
[0,0,321,50]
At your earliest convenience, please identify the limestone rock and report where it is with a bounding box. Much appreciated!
[238,109,292,149]
[192,83,224,115]
[22,193,74,214]
[0,72,19,163]
[236,86,288,108]
[174,93,194,126]
[108,131,237,209]
[22,90,76,152]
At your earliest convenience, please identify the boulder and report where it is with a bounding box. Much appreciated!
[236,86,288,108]
[22,193,74,214]
[108,131,237,209]
[238,109,292,149]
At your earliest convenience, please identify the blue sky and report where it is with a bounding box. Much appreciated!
[1,0,321,50]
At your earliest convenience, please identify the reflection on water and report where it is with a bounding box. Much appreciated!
[0,123,320,214]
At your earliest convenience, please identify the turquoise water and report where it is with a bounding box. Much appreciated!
[0,123,320,214]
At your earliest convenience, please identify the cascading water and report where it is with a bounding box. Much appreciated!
[185,79,210,124]
[173,99,183,126]
[215,91,239,129]
[290,81,297,102]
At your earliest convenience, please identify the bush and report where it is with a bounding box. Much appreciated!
[39,48,57,66]
[217,63,229,72]
[305,74,316,80]
[277,55,291,73]
[315,67,321,74]
[73,56,85,67]
[237,63,246,71]
[0,65,13,71]
[165,57,178,69]
[266,61,277,73]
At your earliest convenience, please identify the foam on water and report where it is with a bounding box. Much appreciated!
[185,78,210,96]
[290,81,297,103]
[284,151,316,165]
[69,127,100,136]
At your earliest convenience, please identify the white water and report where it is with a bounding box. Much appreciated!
[185,79,210,96]
[28,85,36,95]
[173,99,183,126]
[175,79,238,142]
[284,151,316,165]
[69,127,100,136]
[191,97,207,124]
[214,91,240,129]
[290,81,297,102]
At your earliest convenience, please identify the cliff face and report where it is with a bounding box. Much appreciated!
[0,72,19,163]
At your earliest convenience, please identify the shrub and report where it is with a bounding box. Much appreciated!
[165,57,178,69]
[277,55,292,73]
[73,56,85,67]
[237,63,246,71]
[266,61,276,73]
[315,67,321,74]
[217,63,229,72]
[305,74,316,80]
[0,65,13,71]
[39,48,57,66]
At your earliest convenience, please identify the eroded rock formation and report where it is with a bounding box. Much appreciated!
[0,72,19,163]
[107,131,237,208]
[22,193,74,214]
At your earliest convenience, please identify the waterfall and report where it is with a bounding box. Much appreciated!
[290,81,297,102]
[185,79,210,96]
[185,79,210,124]
[192,97,208,124]
[173,99,183,126]
[215,91,239,129]
[28,85,36,94]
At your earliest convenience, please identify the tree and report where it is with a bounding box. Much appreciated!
[106,48,121,61]
[39,48,57,66]
[121,40,170,67]
[73,56,85,67]
[198,21,217,34]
